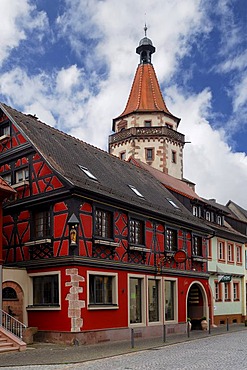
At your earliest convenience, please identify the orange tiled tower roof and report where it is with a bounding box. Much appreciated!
[113,33,180,129]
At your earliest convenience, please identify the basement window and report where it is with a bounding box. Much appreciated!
[129,185,144,198]
[79,165,98,181]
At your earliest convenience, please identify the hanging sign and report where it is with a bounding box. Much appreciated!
[218,275,232,283]
[174,250,187,263]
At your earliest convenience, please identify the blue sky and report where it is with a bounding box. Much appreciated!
[0,0,247,207]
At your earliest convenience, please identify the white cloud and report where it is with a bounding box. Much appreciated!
[0,0,48,65]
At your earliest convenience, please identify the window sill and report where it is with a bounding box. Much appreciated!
[0,134,10,142]
[129,245,150,252]
[12,180,29,189]
[192,256,207,262]
[25,239,51,246]
[27,305,61,311]
[88,304,119,310]
[94,239,119,248]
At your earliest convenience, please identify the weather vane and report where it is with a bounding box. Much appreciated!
[144,23,148,37]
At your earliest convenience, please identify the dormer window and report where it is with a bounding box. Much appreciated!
[216,215,222,225]
[79,165,97,181]
[205,211,211,221]
[193,205,201,217]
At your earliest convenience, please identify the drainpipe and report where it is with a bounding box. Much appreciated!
[0,204,2,326]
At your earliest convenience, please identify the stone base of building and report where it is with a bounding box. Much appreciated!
[213,314,243,326]
[34,323,187,346]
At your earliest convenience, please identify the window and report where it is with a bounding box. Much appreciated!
[227,244,234,263]
[95,209,113,239]
[192,236,202,256]
[15,167,29,183]
[120,151,126,160]
[233,282,240,301]
[89,274,117,306]
[165,280,176,321]
[32,274,59,306]
[2,287,17,300]
[224,283,231,301]
[236,245,242,264]
[205,211,211,221]
[192,206,201,217]
[78,165,97,181]
[215,282,222,302]
[166,123,173,129]
[1,173,11,185]
[171,151,177,163]
[129,277,143,324]
[146,148,154,161]
[34,210,51,239]
[129,219,144,245]
[207,239,212,260]
[216,215,222,225]
[0,124,10,137]
[148,279,159,322]
[165,228,177,251]
[218,241,225,261]
[144,120,151,127]
[166,198,179,209]
[129,185,144,198]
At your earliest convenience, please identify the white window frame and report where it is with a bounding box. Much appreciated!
[87,271,118,310]
[27,271,61,311]
[128,274,146,327]
[164,277,178,323]
[15,167,29,184]
[147,276,162,326]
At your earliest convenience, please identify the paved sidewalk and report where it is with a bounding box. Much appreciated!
[0,324,246,367]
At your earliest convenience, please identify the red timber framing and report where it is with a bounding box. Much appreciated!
[0,104,212,344]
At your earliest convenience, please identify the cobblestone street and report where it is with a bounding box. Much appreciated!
[2,329,247,370]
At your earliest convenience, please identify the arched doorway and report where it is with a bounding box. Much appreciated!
[187,283,207,330]
[2,281,24,323]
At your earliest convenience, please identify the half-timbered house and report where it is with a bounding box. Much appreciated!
[0,102,213,344]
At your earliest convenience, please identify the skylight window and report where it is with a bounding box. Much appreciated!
[166,198,179,209]
[78,165,98,181]
[129,185,144,198]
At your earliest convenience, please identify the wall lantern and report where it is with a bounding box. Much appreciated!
[68,213,79,250]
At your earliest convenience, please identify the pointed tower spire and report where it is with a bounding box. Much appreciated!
[109,31,185,180]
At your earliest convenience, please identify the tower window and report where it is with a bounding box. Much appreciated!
[171,151,177,163]
[144,120,151,127]
[146,148,154,161]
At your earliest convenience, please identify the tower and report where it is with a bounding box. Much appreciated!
[109,30,185,180]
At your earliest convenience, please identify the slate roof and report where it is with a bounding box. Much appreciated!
[226,200,247,221]
[129,158,202,200]
[0,102,210,232]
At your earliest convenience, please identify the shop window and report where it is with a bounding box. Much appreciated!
[31,274,59,307]
[233,282,240,301]
[33,210,51,239]
[129,277,144,324]
[148,279,160,322]
[94,209,113,239]
[165,228,177,251]
[192,236,202,256]
[89,273,117,306]
[129,219,144,245]
[165,280,176,321]
[215,281,222,302]
[224,283,231,301]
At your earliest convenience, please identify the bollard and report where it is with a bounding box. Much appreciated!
[163,324,166,342]
[187,321,190,338]
[208,318,211,334]
[131,328,134,348]
[227,318,229,331]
